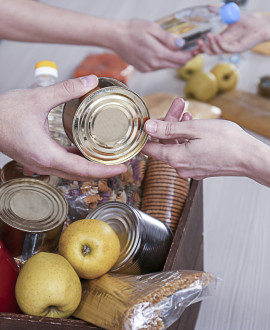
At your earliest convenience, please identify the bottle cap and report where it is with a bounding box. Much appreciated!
[34,60,58,78]
[220,2,241,25]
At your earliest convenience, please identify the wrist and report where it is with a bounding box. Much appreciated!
[243,137,270,187]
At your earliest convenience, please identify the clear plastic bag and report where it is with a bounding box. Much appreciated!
[57,154,147,222]
[73,270,218,330]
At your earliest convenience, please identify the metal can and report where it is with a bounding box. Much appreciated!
[63,77,149,165]
[0,178,68,267]
[1,160,61,187]
[86,201,173,275]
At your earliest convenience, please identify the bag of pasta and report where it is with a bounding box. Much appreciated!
[73,270,218,330]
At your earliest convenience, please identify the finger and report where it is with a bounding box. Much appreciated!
[24,148,127,181]
[151,23,184,50]
[142,141,184,167]
[164,98,186,122]
[182,112,192,121]
[196,39,214,55]
[207,34,223,54]
[162,98,186,145]
[144,119,195,140]
[39,75,99,110]
[207,5,220,15]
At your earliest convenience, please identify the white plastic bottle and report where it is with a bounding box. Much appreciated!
[34,61,72,147]
[157,2,241,55]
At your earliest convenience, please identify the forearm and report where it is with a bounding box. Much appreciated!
[245,137,270,188]
[0,0,125,49]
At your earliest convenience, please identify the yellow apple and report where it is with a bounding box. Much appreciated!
[184,71,219,101]
[58,218,120,279]
[211,62,239,92]
[177,55,204,80]
[15,252,81,318]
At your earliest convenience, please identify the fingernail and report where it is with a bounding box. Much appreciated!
[146,120,157,133]
[80,75,98,87]
[175,37,186,48]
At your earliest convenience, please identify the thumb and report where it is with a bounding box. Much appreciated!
[41,75,99,108]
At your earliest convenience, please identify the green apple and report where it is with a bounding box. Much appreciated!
[184,71,219,101]
[211,62,239,92]
[58,218,120,279]
[177,55,204,80]
[15,252,81,318]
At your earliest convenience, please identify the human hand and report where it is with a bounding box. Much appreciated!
[195,12,270,55]
[0,75,127,181]
[142,98,260,180]
[110,18,193,72]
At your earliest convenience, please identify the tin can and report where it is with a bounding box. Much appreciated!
[0,178,68,266]
[86,201,173,275]
[1,160,61,187]
[63,77,149,165]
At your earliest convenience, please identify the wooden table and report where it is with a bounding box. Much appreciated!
[0,0,270,329]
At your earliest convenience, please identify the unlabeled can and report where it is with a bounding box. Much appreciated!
[63,77,149,165]
[86,201,173,275]
[0,178,68,267]
[1,160,61,187]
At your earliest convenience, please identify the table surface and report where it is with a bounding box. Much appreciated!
[1,1,270,329]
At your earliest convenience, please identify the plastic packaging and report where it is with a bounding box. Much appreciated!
[73,270,218,330]
[33,61,72,147]
[157,3,240,51]
[57,153,148,222]
[73,53,134,85]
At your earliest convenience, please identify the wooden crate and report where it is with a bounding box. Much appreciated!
[0,179,203,330]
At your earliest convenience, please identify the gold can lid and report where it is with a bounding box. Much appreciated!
[86,201,141,270]
[0,178,68,232]
[1,161,61,187]
[71,80,149,165]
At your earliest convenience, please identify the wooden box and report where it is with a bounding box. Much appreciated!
[0,179,203,330]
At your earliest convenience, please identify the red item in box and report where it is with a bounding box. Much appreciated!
[0,240,21,313]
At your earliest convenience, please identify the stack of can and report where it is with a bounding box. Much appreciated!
[141,157,190,232]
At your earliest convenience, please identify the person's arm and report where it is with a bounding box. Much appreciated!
[0,0,193,72]
[195,12,270,55]
[142,98,270,188]
[0,74,127,181]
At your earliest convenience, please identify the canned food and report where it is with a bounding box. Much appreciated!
[86,201,173,275]
[0,178,68,266]
[63,77,149,165]
[1,160,61,187]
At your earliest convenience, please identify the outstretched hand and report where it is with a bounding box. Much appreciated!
[195,12,270,55]
[0,75,127,181]
[142,98,262,181]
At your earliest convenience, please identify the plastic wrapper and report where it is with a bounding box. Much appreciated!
[73,52,134,85]
[73,270,218,330]
[141,157,190,232]
[57,154,147,222]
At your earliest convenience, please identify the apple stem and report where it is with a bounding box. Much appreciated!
[82,245,91,256]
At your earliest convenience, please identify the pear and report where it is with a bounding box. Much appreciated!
[15,252,82,318]
[177,55,204,80]
[184,71,219,102]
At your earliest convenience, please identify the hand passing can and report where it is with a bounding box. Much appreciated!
[63,77,149,165]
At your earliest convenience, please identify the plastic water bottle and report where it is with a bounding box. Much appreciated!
[157,2,241,54]
[34,61,72,147]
